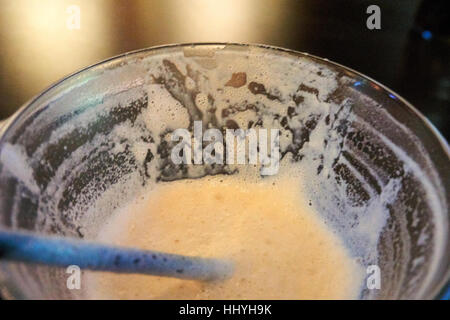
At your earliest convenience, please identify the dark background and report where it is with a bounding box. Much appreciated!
[0,0,449,139]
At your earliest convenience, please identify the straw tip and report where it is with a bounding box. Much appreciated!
[206,259,235,281]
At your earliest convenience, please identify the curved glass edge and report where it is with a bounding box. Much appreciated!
[0,42,448,300]
[2,42,448,153]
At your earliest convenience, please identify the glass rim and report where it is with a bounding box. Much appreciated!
[0,42,448,299]
[1,42,448,155]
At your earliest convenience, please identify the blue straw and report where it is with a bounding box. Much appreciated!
[0,230,233,281]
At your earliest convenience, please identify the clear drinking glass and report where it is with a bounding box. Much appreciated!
[0,43,448,299]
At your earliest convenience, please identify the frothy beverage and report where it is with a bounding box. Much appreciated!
[87,173,363,299]
[2,45,445,299]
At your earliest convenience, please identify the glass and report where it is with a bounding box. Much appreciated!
[0,43,448,299]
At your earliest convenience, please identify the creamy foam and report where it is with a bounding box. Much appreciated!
[87,173,364,299]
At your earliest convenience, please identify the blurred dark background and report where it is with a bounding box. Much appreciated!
[0,0,449,139]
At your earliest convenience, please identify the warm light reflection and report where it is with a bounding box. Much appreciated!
[0,0,115,112]
[12,0,113,77]
[166,0,283,42]
[0,0,288,117]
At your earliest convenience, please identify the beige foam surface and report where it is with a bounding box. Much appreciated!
[87,174,362,299]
